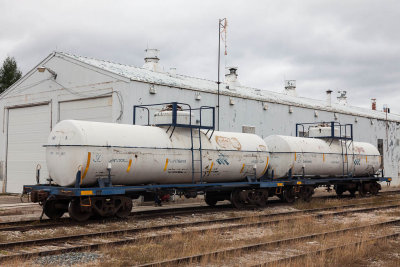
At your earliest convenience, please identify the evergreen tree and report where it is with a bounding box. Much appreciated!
[0,56,22,94]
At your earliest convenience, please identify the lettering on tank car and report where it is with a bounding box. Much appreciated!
[92,153,103,163]
[295,153,303,162]
[109,159,129,163]
[113,149,134,154]
[216,153,229,165]
[167,170,185,174]
[95,171,107,177]
[169,159,187,164]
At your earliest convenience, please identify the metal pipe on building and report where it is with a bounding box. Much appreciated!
[217,18,227,130]
[326,90,333,106]
[337,91,348,105]
[371,98,377,110]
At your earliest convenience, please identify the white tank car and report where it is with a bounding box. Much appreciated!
[46,120,269,187]
[264,127,381,179]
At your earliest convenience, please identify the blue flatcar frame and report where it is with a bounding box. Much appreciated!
[23,176,392,198]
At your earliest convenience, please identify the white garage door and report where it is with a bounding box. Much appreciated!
[59,96,113,122]
[6,104,51,193]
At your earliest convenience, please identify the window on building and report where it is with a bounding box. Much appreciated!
[242,126,256,134]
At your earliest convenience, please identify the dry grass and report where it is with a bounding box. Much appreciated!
[96,213,360,266]
[2,193,400,266]
[275,235,400,267]
[98,230,227,266]
[293,193,400,210]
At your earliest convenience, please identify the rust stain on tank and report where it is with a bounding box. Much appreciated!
[258,145,266,151]
[215,136,242,150]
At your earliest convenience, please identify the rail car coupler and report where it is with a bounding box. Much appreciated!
[30,190,49,203]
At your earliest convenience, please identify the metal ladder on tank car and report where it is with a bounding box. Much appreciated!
[190,126,203,184]
[339,124,354,177]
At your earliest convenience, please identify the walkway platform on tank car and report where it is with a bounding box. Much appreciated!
[23,176,392,198]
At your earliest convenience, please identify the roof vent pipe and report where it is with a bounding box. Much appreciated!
[143,49,161,72]
[284,80,297,96]
[169,67,176,75]
[326,90,333,107]
[337,90,347,105]
[383,104,390,113]
[225,67,240,88]
[371,98,376,110]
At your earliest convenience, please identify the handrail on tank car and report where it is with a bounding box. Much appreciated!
[133,102,215,131]
[295,121,353,141]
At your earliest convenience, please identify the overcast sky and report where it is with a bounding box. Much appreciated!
[1,0,399,113]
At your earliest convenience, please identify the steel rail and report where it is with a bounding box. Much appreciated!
[254,233,400,266]
[141,218,400,267]
[0,191,399,233]
[0,201,399,263]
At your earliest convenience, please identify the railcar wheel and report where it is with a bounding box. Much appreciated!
[68,199,92,222]
[349,189,356,197]
[369,182,381,196]
[230,190,245,209]
[283,187,296,203]
[115,197,133,219]
[255,190,268,207]
[358,184,368,197]
[277,194,285,202]
[43,200,65,219]
[205,194,218,207]
[300,186,314,202]
[334,185,345,197]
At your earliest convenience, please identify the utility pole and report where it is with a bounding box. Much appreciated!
[217,18,227,131]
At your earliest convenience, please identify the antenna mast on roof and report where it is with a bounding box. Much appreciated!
[217,18,227,131]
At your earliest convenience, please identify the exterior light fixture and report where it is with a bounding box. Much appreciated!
[37,66,57,79]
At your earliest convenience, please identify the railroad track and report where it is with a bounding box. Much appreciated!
[0,197,399,264]
[0,194,396,233]
[144,218,400,267]
[1,189,399,232]
[262,232,400,267]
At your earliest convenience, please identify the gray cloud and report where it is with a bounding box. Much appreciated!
[1,0,399,113]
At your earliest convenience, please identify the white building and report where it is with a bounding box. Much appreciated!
[0,50,399,193]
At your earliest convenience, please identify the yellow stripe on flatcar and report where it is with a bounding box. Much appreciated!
[208,162,214,175]
[240,164,245,173]
[323,153,325,162]
[294,152,297,161]
[81,152,91,183]
[81,190,93,196]
[261,157,269,176]
[127,159,132,173]
[164,158,169,171]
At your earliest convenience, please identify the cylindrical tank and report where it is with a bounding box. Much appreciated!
[264,135,380,179]
[46,120,269,187]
